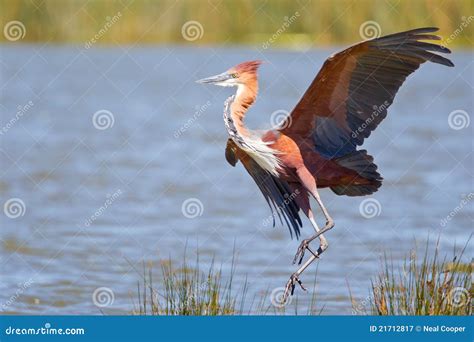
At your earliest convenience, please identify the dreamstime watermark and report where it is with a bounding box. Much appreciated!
[4,323,85,336]
[352,294,373,314]
[270,109,291,130]
[352,276,392,314]
[174,100,211,138]
[447,287,470,308]
[359,198,381,219]
[181,198,204,218]
[262,11,300,49]
[401,251,417,281]
[448,109,470,130]
[262,189,300,227]
[181,21,204,41]
[82,189,122,227]
[440,192,473,227]
[184,279,210,307]
[270,287,292,308]
[3,198,26,219]
[359,21,382,40]
[92,109,115,130]
[352,101,390,139]
[1,278,34,311]
[3,20,26,41]
[0,101,34,135]
[84,12,122,49]
[443,16,474,46]
[92,287,115,307]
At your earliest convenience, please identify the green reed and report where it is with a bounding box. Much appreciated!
[132,252,248,315]
[358,238,472,315]
[131,249,322,315]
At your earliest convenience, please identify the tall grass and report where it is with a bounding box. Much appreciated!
[360,239,472,315]
[132,253,248,315]
[1,0,472,46]
[131,250,322,315]
[133,239,471,315]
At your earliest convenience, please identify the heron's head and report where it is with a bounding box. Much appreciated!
[196,60,262,87]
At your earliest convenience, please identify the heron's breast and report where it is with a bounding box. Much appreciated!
[265,132,305,169]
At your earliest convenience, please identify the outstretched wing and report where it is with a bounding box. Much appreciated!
[280,27,454,158]
[225,139,302,238]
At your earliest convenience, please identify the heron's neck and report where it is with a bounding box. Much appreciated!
[223,82,281,175]
[230,83,258,136]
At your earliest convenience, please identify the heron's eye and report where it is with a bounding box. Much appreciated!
[231,73,238,78]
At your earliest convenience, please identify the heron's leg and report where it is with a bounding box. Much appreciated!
[283,214,330,300]
[293,212,329,265]
[311,186,335,231]
[292,169,334,264]
[283,253,319,301]
[287,182,329,263]
[296,167,335,229]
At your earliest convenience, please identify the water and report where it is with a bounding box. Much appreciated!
[0,44,472,315]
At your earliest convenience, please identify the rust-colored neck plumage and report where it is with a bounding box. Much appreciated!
[230,79,258,136]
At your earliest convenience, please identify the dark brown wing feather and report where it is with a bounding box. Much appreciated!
[225,139,302,238]
[280,27,454,158]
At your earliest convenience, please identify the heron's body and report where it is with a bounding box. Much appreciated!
[225,93,370,187]
[197,27,453,299]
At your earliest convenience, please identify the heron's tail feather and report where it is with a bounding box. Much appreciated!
[330,150,382,196]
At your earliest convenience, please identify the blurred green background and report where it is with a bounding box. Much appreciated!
[1,0,473,46]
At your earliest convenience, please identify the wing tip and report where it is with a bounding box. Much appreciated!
[377,27,455,67]
[411,28,455,67]
[444,59,455,67]
[417,26,440,32]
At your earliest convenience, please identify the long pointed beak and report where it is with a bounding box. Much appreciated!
[196,72,231,84]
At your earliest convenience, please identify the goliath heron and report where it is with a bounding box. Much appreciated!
[197,27,453,300]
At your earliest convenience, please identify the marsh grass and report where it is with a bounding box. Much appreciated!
[356,238,472,315]
[131,250,322,315]
[132,252,249,315]
[133,239,471,315]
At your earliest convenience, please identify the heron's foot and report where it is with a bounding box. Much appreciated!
[292,239,318,265]
[283,273,307,302]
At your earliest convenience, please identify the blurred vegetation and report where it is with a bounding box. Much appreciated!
[0,0,473,47]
